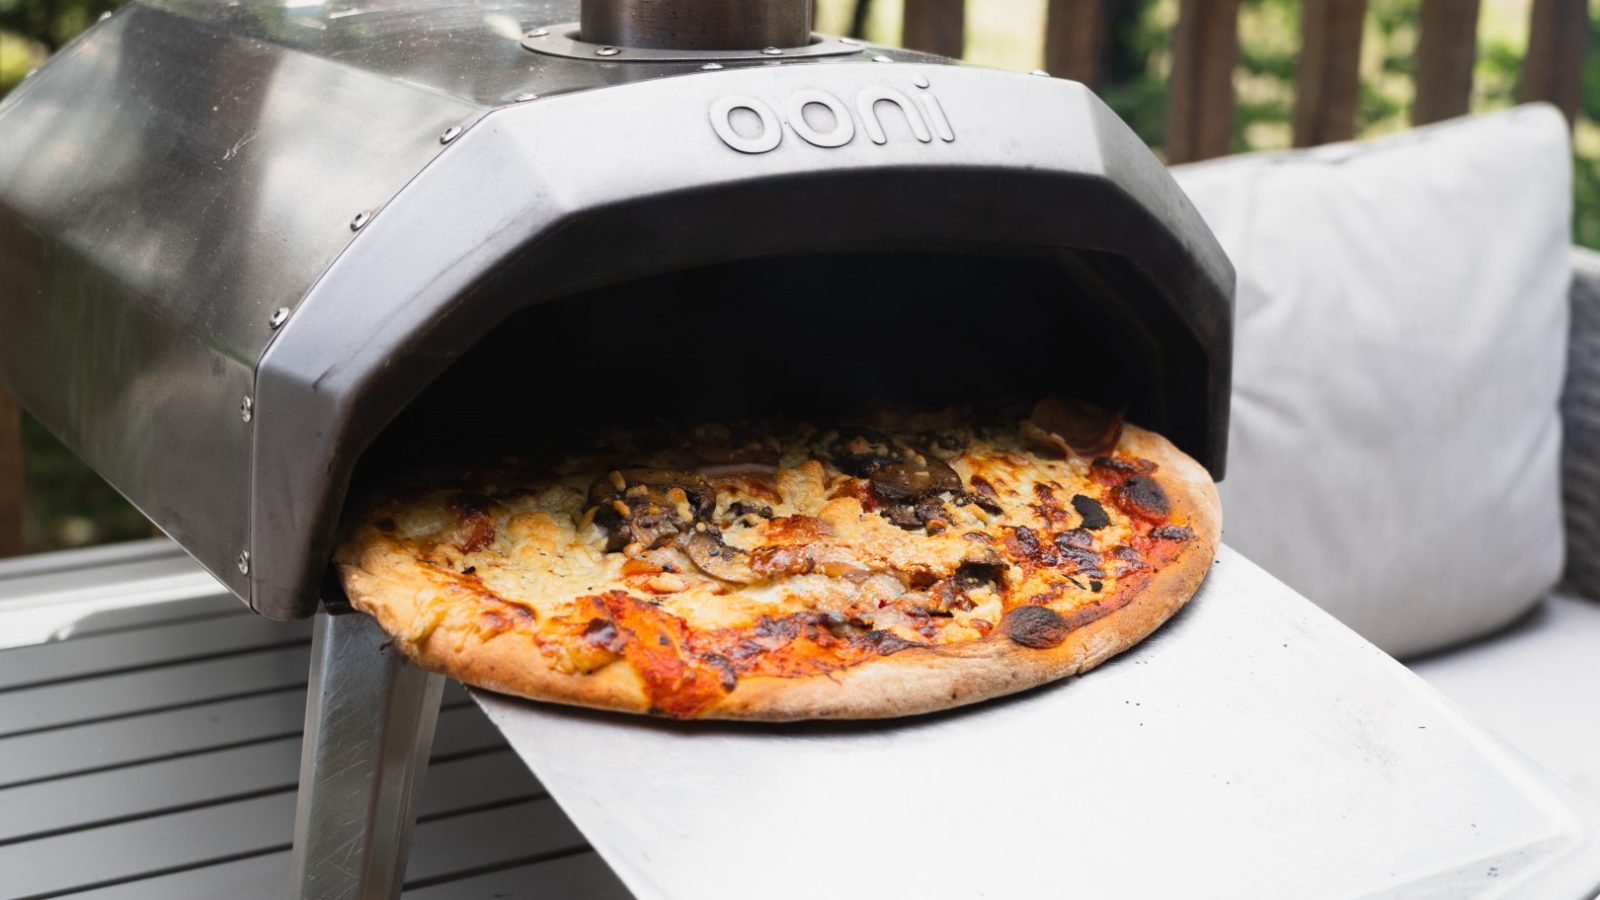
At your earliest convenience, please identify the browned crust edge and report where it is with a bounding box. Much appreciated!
[337,424,1220,721]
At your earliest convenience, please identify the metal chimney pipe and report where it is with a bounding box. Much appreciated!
[580,0,814,50]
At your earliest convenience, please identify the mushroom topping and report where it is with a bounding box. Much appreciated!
[683,531,759,584]
[824,431,903,477]
[869,457,971,532]
[586,469,716,552]
[869,458,963,502]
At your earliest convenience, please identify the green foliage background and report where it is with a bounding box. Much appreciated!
[1,0,1597,551]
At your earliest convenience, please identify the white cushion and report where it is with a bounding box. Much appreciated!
[1171,106,1572,658]
[1409,595,1600,807]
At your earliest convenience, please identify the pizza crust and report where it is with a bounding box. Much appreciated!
[337,422,1219,721]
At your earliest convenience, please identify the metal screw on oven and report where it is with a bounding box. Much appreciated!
[1030,69,1051,77]
[349,211,371,231]
[840,37,861,46]
[761,46,783,56]
[269,307,291,329]
[526,27,549,38]
[872,55,893,63]
[98,10,111,21]
[700,62,724,70]
[913,75,930,88]
[237,551,250,575]
[439,125,463,144]
[240,396,253,422]
[595,46,621,57]
[513,92,539,102]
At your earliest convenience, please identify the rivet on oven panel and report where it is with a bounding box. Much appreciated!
[701,62,724,70]
[762,46,783,56]
[269,307,291,329]
[98,10,111,21]
[527,27,549,38]
[596,45,621,56]
[1030,69,1051,77]
[514,92,539,102]
[872,55,893,63]
[840,37,861,46]
[349,211,371,231]
[240,396,253,422]
[23,68,36,80]
[913,75,930,88]
[439,125,463,144]
[237,551,250,575]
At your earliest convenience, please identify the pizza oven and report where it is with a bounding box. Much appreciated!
[0,0,1233,894]
[0,0,1233,625]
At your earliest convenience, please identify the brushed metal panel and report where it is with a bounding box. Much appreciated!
[0,3,483,602]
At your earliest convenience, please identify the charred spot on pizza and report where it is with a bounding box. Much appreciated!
[1055,546,1106,578]
[1070,494,1111,530]
[1004,525,1059,567]
[1151,524,1195,541]
[965,476,1006,514]
[1090,456,1157,488]
[860,630,919,655]
[1055,528,1094,551]
[1113,475,1170,521]
[1108,545,1149,576]
[699,652,740,691]
[449,493,497,553]
[582,618,626,653]
[1003,605,1071,649]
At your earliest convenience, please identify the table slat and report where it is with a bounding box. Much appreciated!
[0,645,312,736]
[0,613,309,691]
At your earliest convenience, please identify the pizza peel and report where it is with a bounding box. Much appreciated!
[474,546,1600,899]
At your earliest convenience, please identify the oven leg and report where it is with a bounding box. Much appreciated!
[290,611,446,900]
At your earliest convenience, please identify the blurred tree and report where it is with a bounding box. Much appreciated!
[0,0,120,51]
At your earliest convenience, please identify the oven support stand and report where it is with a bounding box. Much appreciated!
[290,612,446,900]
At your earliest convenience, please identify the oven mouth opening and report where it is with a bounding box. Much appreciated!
[349,247,1203,499]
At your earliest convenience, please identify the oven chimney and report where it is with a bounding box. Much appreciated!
[580,0,814,51]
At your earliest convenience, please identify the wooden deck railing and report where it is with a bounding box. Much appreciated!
[0,0,1591,557]
[900,0,1592,162]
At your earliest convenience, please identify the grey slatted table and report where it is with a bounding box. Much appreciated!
[0,540,632,900]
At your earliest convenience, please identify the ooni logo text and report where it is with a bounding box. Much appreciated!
[709,81,956,153]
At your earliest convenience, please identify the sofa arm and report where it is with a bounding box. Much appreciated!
[1562,247,1600,602]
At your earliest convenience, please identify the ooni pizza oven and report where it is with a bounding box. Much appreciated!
[0,0,1233,894]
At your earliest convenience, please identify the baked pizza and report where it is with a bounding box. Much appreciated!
[336,398,1219,720]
